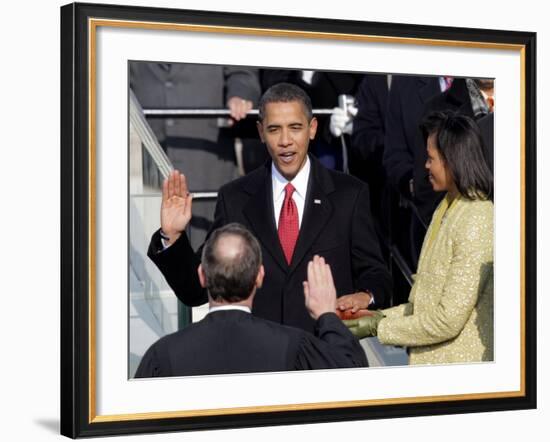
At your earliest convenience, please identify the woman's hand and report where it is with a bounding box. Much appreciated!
[343,311,385,339]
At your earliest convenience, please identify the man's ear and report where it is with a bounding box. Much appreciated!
[256,121,265,143]
[256,265,265,289]
[198,264,207,288]
[308,116,318,140]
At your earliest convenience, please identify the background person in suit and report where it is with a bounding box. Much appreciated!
[382,75,447,271]
[342,73,413,307]
[136,224,367,377]
[477,112,494,174]
[337,73,390,234]
[130,61,261,249]
[148,83,392,333]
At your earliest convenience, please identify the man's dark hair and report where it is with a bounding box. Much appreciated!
[420,110,493,200]
[258,82,313,122]
[201,223,262,302]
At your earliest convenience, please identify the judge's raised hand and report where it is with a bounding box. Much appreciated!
[303,255,337,320]
[160,170,193,245]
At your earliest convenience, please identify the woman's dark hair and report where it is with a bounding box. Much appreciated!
[420,110,493,200]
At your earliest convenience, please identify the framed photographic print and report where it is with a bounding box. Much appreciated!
[60,1,536,438]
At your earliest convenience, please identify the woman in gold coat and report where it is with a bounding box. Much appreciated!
[343,111,494,365]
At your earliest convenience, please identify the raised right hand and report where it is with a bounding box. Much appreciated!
[303,255,337,320]
[160,170,193,245]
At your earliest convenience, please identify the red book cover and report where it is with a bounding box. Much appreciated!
[335,309,374,320]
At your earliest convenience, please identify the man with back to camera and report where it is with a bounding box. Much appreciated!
[148,82,392,334]
[136,223,367,377]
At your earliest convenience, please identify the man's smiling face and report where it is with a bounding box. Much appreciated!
[257,100,317,181]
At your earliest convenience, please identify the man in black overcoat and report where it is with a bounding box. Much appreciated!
[148,83,391,334]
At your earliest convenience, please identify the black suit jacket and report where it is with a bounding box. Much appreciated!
[351,74,389,222]
[477,112,494,174]
[383,75,442,200]
[148,156,391,333]
[135,310,368,377]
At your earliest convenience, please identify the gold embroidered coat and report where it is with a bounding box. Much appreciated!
[377,195,494,365]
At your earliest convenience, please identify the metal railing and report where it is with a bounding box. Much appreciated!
[142,108,335,117]
[129,89,173,179]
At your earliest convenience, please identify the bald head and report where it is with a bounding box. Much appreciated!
[201,223,262,302]
[213,234,246,262]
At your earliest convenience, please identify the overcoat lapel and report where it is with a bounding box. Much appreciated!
[243,157,335,275]
[447,79,471,110]
[418,77,439,104]
[288,157,334,274]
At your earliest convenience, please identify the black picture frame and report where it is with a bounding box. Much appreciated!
[60,1,537,438]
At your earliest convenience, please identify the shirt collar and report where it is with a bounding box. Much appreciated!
[208,305,251,314]
[271,155,311,202]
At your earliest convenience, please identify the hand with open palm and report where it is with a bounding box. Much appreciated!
[160,170,193,245]
[303,255,337,320]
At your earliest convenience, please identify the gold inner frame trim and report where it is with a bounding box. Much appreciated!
[87,17,528,423]
[91,390,524,423]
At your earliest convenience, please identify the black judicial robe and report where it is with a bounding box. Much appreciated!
[135,310,368,377]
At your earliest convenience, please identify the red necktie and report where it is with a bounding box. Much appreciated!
[444,76,453,91]
[278,183,299,264]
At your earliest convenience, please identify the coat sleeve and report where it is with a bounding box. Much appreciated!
[381,302,413,319]
[224,67,261,105]
[134,342,172,378]
[351,75,387,162]
[382,77,414,198]
[146,190,231,306]
[377,204,493,347]
[294,313,368,369]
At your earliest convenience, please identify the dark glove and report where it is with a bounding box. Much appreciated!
[343,310,385,339]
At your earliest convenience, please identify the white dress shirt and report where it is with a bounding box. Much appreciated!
[439,76,452,92]
[271,156,310,229]
[208,305,251,314]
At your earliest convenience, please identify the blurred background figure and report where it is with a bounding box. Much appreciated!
[383,75,448,273]
[348,74,389,229]
[130,62,261,248]
[335,73,414,307]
